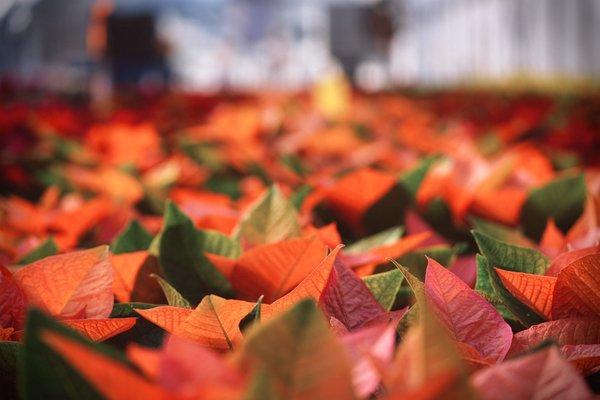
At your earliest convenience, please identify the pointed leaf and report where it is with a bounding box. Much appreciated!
[363,156,437,233]
[240,299,356,400]
[135,306,193,333]
[62,318,137,341]
[511,318,600,354]
[472,346,591,400]
[521,173,586,241]
[321,261,386,330]
[151,274,191,308]
[362,269,404,311]
[496,268,556,320]
[239,296,263,334]
[111,220,153,254]
[546,244,600,277]
[158,201,234,304]
[266,245,342,315]
[200,229,242,258]
[388,299,475,399]
[176,295,255,351]
[111,251,163,304]
[425,258,512,362]
[236,185,301,245]
[552,253,600,319]
[476,255,545,327]
[14,246,114,319]
[231,236,327,302]
[345,226,403,254]
[473,230,549,274]
[396,245,456,281]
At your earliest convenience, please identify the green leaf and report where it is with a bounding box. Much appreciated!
[111,220,153,254]
[281,154,309,178]
[109,302,156,318]
[474,255,515,320]
[396,245,456,281]
[20,309,129,400]
[244,368,283,400]
[345,226,403,254]
[241,299,355,400]
[392,261,425,335]
[290,184,313,210]
[521,173,587,241]
[475,255,544,328]
[158,201,235,305]
[472,230,549,275]
[362,269,404,310]
[17,238,57,265]
[200,229,242,259]
[151,274,191,308]
[235,185,301,246]
[363,156,438,233]
[471,217,534,247]
[0,341,22,400]
[239,296,263,334]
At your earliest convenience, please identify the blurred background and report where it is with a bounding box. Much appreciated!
[0,0,599,93]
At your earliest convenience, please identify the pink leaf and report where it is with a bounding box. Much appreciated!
[424,258,512,362]
[321,261,386,330]
[471,347,591,400]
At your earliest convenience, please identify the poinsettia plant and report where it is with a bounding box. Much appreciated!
[1,89,599,399]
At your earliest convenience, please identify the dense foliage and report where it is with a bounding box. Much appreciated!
[1,89,600,399]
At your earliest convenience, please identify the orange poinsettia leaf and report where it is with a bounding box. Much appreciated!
[14,246,114,319]
[50,197,113,250]
[325,168,397,232]
[42,330,170,400]
[111,251,163,304]
[230,235,327,302]
[135,307,193,333]
[137,246,342,350]
[174,296,255,351]
[539,219,566,257]
[62,317,137,341]
[265,245,342,315]
[85,122,163,170]
[552,253,600,319]
[471,187,527,226]
[65,166,144,204]
[0,264,27,329]
[495,268,556,320]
